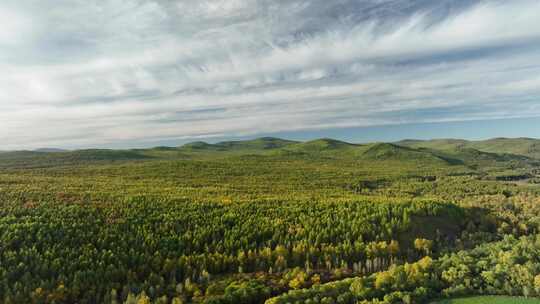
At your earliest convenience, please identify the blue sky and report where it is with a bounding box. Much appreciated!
[1,0,540,149]
[115,117,540,148]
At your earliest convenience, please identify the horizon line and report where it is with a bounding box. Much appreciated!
[5,135,540,153]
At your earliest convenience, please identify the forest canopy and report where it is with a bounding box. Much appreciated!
[1,137,540,304]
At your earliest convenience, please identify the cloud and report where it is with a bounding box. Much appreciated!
[1,0,540,149]
[0,6,35,47]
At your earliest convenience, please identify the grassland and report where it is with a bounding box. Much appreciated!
[433,296,540,303]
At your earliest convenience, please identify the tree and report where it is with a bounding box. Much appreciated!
[414,238,433,257]
[136,292,151,304]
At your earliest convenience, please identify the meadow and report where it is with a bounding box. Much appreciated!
[432,296,540,303]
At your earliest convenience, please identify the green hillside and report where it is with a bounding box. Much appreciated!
[2,137,538,177]
[398,137,540,159]
[182,137,299,152]
[398,139,468,150]
[181,141,216,150]
[283,138,359,153]
[469,138,540,158]
[360,143,453,163]
[0,149,150,168]
[215,137,299,150]
[430,146,536,171]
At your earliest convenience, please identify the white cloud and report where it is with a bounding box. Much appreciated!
[0,0,540,149]
[0,6,34,47]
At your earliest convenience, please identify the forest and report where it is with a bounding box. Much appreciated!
[2,137,540,304]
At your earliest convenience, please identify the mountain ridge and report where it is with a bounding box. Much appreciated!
[2,137,540,169]
[396,137,540,158]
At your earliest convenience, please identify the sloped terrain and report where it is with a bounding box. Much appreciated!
[398,138,540,159]
[360,143,458,166]
[283,138,359,153]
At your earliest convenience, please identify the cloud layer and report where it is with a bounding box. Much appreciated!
[1,0,540,149]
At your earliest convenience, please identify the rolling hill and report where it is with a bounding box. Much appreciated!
[397,137,540,159]
[182,137,299,152]
[2,137,538,175]
[282,138,359,153]
[0,149,150,168]
[359,143,455,163]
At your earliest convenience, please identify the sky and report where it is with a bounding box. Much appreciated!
[1,0,540,150]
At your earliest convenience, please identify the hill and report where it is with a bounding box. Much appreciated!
[468,137,540,158]
[0,149,149,168]
[34,148,68,153]
[181,141,216,150]
[2,137,539,175]
[397,139,468,150]
[58,149,149,161]
[283,138,358,153]
[181,137,299,152]
[360,143,457,164]
[397,137,540,159]
[214,137,299,150]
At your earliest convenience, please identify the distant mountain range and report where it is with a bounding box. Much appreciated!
[179,136,540,159]
[2,137,540,170]
[34,148,69,153]
[396,137,540,158]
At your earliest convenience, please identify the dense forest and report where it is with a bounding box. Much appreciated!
[2,137,540,303]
